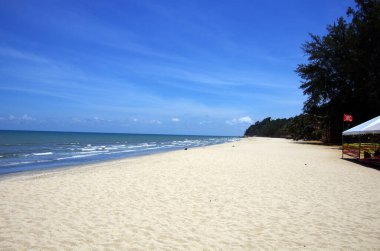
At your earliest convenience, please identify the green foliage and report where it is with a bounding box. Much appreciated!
[244,115,321,140]
[244,117,290,138]
[285,114,322,140]
[296,0,380,143]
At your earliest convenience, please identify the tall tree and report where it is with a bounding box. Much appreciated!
[296,0,380,143]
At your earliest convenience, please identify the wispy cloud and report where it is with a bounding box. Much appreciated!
[0,114,36,122]
[99,39,186,62]
[199,120,212,125]
[31,7,186,63]
[157,67,242,87]
[149,119,162,125]
[226,116,253,125]
[0,0,310,135]
[0,47,49,63]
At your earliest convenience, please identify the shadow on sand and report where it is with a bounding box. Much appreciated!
[293,140,341,150]
[343,158,380,171]
[294,140,379,170]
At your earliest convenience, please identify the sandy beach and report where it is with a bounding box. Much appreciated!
[0,137,379,250]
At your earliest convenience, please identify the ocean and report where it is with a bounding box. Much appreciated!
[0,130,239,175]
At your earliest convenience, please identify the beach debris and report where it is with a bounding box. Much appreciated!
[184,148,188,150]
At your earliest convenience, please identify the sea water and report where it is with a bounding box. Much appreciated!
[0,130,238,175]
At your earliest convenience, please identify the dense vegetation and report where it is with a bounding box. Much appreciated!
[244,115,322,140]
[244,117,290,138]
[245,0,380,143]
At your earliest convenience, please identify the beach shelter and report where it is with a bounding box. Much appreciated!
[342,115,380,136]
[342,115,380,161]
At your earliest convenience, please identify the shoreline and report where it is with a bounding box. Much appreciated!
[1,137,379,249]
[0,138,238,179]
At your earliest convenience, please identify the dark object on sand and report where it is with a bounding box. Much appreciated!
[184,148,188,150]
[364,151,371,159]
[374,149,380,157]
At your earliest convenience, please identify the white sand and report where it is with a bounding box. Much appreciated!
[0,137,379,250]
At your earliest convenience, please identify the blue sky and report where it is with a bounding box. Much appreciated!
[0,0,355,136]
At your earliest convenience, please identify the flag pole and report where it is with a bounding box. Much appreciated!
[358,134,361,160]
[342,117,344,159]
[342,114,353,159]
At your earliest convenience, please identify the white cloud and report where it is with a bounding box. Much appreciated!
[226,116,253,125]
[149,119,162,124]
[21,114,35,121]
[4,114,36,121]
[1,114,36,122]
[92,116,112,123]
[171,118,180,122]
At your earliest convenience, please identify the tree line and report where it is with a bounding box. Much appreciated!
[244,115,322,140]
[245,0,380,143]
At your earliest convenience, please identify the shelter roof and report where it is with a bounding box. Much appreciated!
[343,115,380,135]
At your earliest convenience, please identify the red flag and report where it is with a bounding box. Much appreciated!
[343,114,353,122]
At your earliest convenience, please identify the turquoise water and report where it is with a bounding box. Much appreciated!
[0,130,238,175]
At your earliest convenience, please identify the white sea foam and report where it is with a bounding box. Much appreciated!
[145,147,162,150]
[1,161,34,167]
[76,150,107,155]
[81,147,99,152]
[162,144,175,147]
[104,146,121,150]
[36,160,51,163]
[81,145,125,152]
[56,154,97,160]
[8,162,33,166]
[32,152,53,156]
[139,143,157,147]
[127,145,146,149]
[106,144,126,149]
[104,149,136,155]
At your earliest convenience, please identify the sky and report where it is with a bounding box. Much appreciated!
[0,0,355,136]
